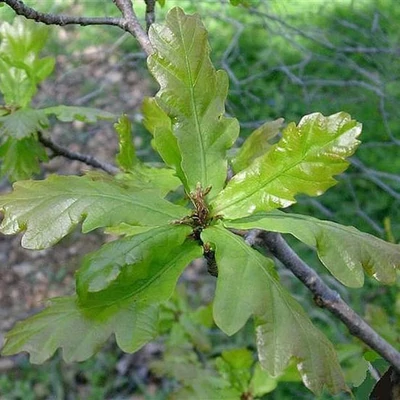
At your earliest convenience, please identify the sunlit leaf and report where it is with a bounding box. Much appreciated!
[0,108,49,139]
[0,175,188,249]
[225,210,400,287]
[232,118,283,173]
[114,114,138,171]
[212,112,361,219]
[0,136,47,181]
[148,7,240,197]
[201,225,347,394]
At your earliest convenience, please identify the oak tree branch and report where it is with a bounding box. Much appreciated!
[38,133,119,175]
[260,231,400,373]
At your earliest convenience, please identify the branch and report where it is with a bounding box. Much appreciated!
[113,0,153,55]
[38,133,119,175]
[144,0,156,32]
[258,231,400,373]
[1,0,154,56]
[0,0,123,27]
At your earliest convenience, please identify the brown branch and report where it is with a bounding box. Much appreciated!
[113,0,153,55]
[38,133,119,175]
[258,231,400,373]
[0,0,123,27]
[1,0,153,56]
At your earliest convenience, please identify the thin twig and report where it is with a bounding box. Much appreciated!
[0,0,123,27]
[38,133,119,175]
[144,0,156,32]
[113,0,153,55]
[260,231,400,373]
[1,0,153,56]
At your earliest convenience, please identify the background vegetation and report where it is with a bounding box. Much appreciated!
[0,0,399,398]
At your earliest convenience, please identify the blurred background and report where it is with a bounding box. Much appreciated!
[0,0,399,398]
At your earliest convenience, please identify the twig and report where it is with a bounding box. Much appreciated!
[1,0,153,56]
[260,231,400,373]
[0,0,123,27]
[144,0,156,32]
[38,133,119,175]
[113,0,153,55]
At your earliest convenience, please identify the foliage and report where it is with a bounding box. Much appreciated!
[1,5,400,398]
[0,17,115,181]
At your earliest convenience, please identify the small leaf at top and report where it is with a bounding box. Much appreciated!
[148,7,240,198]
[0,108,49,139]
[114,114,138,171]
[225,210,400,287]
[201,225,347,395]
[76,224,193,294]
[0,175,188,249]
[231,118,283,173]
[42,105,116,123]
[0,136,48,181]
[212,112,361,219]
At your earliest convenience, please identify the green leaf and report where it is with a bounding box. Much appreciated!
[0,175,189,249]
[114,114,138,171]
[215,348,253,393]
[42,105,115,123]
[212,112,361,219]
[0,108,49,139]
[1,296,157,363]
[251,363,278,396]
[157,0,166,7]
[117,165,182,197]
[201,225,347,395]
[148,7,240,197]
[76,224,193,294]
[231,118,283,173]
[0,136,48,181]
[2,239,201,363]
[142,97,187,186]
[225,211,400,287]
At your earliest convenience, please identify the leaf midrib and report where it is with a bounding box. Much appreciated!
[176,18,207,188]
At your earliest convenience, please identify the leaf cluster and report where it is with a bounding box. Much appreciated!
[1,7,400,397]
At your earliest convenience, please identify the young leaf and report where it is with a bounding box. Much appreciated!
[0,175,188,249]
[76,224,193,294]
[0,136,48,181]
[0,108,49,139]
[212,112,361,219]
[231,118,284,173]
[1,240,201,363]
[42,105,115,123]
[148,7,240,197]
[225,211,400,287]
[201,225,347,395]
[114,114,138,171]
[142,97,187,186]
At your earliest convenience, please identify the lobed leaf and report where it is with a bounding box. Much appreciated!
[201,225,347,394]
[148,7,240,197]
[2,239,201,363]
[0,136,48,181]
[0,175,188,249]
[142,97,187,186]
[114,114,138,171]
[76,224,193,294]
[42,105,115,123]
[212,112,361,219]
[225,211,400,287]
[231,118,283,173]
[0,108,49,139]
